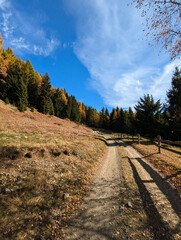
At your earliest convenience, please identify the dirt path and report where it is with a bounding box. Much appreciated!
[65,137,181,240]
[65,138,154,240]
[120,141,181,240]
[65,139,122,239]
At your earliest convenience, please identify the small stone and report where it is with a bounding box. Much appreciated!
[63,193,69,200]
[126,201,133,208]
[5,188,11,193]
[119,205,125,210]
[53,209,63,217]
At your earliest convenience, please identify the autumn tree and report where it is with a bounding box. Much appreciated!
[0,45,16,99]
[81,103,87,124]
[91,108,100,127]
[134,0,181,59]
[99,107,110,129]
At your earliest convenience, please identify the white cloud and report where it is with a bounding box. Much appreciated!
[33,39,60,56]
[0,0,60,56]
[0,0,10,10]
[11,37,30,50]
[149,59,181,101]
[65,0,177,108]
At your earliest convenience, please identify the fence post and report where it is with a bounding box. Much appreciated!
[138,134,140,144]
[158,135,161,153]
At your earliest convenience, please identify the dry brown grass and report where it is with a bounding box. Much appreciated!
[0,100,107,239]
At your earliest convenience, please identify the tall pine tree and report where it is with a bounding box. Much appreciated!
[135,94,162,137]
[6,60,28,111]
[167,67,181,140]
[39,73,54,114]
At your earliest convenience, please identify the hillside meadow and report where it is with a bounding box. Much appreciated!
[0,100,107,239]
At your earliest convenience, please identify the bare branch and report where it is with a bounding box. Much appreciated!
[133,0,181,59]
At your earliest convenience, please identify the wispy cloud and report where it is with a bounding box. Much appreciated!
[33,39,60,56]
[0,0,60,56]
[0,0,14,39]
[65,0,178,108]
[0,0,10,10]
[11,37,30,50]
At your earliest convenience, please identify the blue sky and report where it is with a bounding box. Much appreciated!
[0,0,180,112]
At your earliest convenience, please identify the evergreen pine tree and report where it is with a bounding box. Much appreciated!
[49,98,55,115]
[128,107,135,135]
[39,73,53,114]
[110,108,118,131]
[167,67,181,139]
[23,60,39,108]
[6,61,28,111]
[65,96,72,119]
[52,88,67,118]
[70,96,81,123]
[134,94,162,137]
[118,108,125,133]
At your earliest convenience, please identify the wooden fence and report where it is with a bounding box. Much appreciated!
[117,133,181,155]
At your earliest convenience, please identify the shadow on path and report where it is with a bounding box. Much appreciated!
[128,158,176,240]
[65,179,122,240]
[131,157,181,218]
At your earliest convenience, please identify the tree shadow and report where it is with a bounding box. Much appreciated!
[128,158,177,240]
[94,136,108,145]
[131,157,181,217]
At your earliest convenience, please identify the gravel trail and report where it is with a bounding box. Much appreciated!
[65,136,181,240]
[65,139,122,240]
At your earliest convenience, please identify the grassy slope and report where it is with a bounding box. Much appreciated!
[0,100,107,240]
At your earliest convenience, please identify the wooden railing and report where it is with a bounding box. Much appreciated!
[116,133,181,155]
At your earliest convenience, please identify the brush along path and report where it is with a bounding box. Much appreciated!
[65,138,154,240]
[120,140,181,240]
